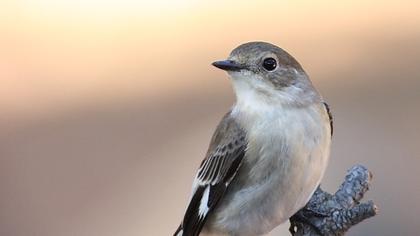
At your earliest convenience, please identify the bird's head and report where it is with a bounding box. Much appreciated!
[213,41,319,106]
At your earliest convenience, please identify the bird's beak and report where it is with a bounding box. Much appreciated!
[212,60,246,71]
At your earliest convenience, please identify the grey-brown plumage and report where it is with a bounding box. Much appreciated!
[175,112,247,236]
[175,42,332,236]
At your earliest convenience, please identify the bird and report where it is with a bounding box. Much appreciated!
[174,41,333,236]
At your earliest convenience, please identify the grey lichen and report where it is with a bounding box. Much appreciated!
[289,165,378,236]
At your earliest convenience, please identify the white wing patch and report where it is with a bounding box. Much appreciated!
[175,112,246,236]
[198,186,210,217]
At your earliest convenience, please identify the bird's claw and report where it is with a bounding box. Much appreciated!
[289,209,328,236]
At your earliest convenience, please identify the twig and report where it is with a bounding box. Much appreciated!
[289,165,378,236]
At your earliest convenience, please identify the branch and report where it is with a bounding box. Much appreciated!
[289,165,378,236]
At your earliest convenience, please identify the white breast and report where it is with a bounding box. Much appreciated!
[207,100,331,235]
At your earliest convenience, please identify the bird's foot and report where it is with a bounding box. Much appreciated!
[289,210,325,236]
[289,165,378,236]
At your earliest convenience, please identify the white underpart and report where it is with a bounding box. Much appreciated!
[204,71,331,235]
[229,70,308,108]
[198,186,210,217]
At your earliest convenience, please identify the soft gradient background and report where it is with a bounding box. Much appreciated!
[1,0,420,235]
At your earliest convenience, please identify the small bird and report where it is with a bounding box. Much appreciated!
[174,42,332,236]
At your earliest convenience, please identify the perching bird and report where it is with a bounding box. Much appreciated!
[174,42,333,236]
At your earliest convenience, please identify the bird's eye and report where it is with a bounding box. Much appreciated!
[262,57,277,71]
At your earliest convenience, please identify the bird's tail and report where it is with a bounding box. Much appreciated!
[174,224,183,236]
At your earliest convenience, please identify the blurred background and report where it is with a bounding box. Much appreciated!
[1,0,419,235]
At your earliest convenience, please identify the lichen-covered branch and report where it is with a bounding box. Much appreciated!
[289,165,378,236]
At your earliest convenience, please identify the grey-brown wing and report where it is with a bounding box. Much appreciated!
[323,102,333,136]
[174,112,247,236]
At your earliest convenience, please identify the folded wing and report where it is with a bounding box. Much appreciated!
[174,112,247,236]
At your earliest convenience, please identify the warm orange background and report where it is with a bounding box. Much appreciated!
[1,1,419,235]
